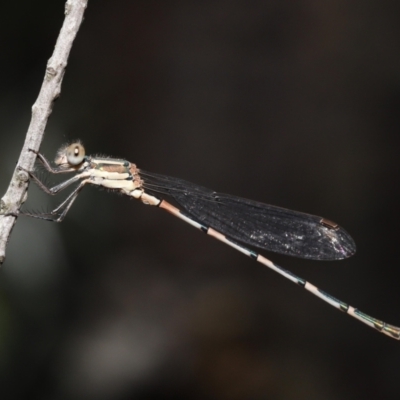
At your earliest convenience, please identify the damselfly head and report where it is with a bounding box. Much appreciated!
[55,142,85,166]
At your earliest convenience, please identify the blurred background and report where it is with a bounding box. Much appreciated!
[1,1,400,399]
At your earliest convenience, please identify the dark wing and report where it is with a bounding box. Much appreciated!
[141,171,356,260]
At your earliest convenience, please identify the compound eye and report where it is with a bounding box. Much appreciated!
[66,143,85,165]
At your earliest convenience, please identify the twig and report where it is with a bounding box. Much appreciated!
[0,0,89,265]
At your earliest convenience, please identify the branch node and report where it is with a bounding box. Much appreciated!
[65,1,72,15]
[45,67,58,81]
[0,200,6,214]
[16,169,29,183]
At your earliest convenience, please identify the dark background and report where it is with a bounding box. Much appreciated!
[1,1,400,399]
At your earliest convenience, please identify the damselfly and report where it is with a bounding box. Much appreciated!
[16,142,400,339]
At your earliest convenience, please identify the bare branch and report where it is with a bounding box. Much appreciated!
[0,0,89,265]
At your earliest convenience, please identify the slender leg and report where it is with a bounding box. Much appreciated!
[22,179,90,222]
[20,166,90,195]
